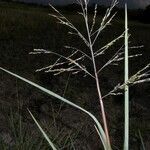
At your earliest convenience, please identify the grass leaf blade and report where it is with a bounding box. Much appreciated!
[28,109,58,150]
[124,4,129,150]
[0,67,107,149]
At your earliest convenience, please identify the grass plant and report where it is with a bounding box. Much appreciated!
[0,0,150,149]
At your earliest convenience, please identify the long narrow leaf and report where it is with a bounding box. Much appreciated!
[28,109,57,150]
[124,4,129,150]
[0,67,108,149]
[138,130,146,150]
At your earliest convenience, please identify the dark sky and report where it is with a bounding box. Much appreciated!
[17,0,150,9]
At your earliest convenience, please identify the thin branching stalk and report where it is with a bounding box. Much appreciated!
[29,1,122,149]
[82,1,111,149]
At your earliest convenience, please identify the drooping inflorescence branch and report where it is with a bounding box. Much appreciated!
[30,49,95,78]
[102,63,150,98]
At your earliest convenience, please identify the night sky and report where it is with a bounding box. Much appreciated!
[17,0,150,9]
